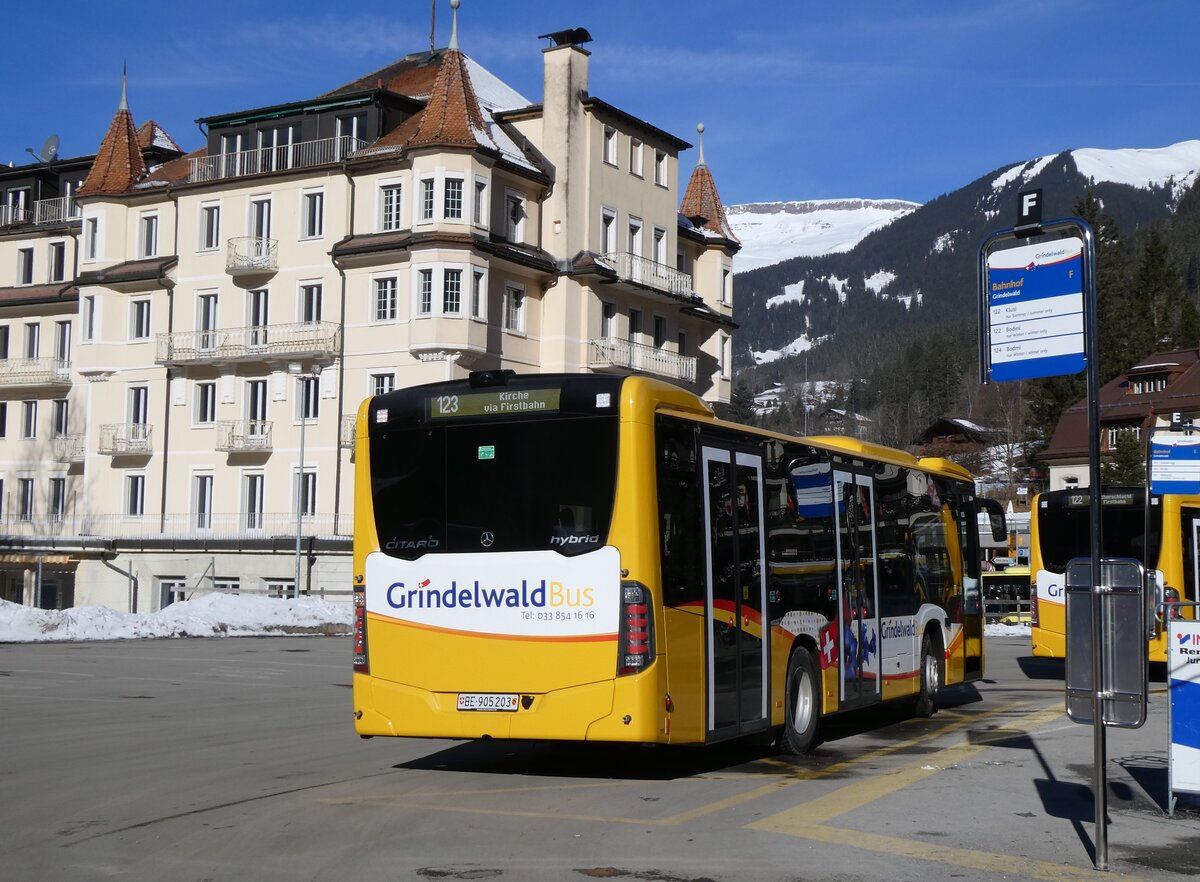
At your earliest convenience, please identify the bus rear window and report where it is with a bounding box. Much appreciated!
[369,416,619,558]
[1037,502,1162,572]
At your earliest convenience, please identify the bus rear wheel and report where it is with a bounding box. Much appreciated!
[781,648,821,754]
[914,631,941,718]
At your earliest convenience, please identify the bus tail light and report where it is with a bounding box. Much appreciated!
[1029,587,1039,627]
[618,580,655,676]
[353,588,370,673]
[1165,586,1182,620]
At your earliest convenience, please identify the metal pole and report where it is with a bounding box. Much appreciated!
[1080,220,1107,872]
[295,375,307,601]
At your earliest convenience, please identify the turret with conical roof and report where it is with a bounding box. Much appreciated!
[78,70,148,196]
[680,123,738,243]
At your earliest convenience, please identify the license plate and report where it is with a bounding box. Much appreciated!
[457,692,519,712]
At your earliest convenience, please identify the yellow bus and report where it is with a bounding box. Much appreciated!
[1029,486,1196,662]
[352,372,1004,752]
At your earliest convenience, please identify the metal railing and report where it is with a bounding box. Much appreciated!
[589,337,697,383]
[984,598,1033,624]
[0,204,32,226]
[0,357,71,386]
[340,416,356,449]
[188,136,368,183]
[51,433,86,462]
[215,420,273,453]
[227,237,278,274]
[156,321,340,365]
[79,511,352,540]
[601,252,695,298]
[33,196,80,225]
[99,423,152,455]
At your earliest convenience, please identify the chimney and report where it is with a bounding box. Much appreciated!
[542,40,590,255]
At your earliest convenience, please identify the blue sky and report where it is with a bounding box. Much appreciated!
[3,0,1197,205]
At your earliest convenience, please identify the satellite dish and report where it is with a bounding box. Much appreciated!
[25,134,59,164]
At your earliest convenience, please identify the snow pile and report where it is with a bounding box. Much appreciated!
[984,622,1032,638]
[0,594,352,643]
[766,280,805,309]
[864,270,896,294]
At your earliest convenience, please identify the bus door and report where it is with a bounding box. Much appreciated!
[701,443,769,740]
[834,470,880,706]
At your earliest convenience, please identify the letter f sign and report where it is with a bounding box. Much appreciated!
[1016,188,1043,232]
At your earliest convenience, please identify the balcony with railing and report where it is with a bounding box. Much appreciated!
[79,511,352,540]
[215,420,273,453]
[601,252,694,299]
[51,433,86,463]
[0,197,80,228]
[226,237,278,275]
[99,423,152,455]
[0,357,71,387]
[589,337,697,384]
[156,321,341,366]
[188,136,368,183]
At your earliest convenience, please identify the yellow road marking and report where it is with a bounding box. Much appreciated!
[746,704,1145,882]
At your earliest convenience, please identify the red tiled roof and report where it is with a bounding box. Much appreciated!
[144,148,205,184]
[681,163,738,243]
[136,120,183,153]
[408,48,492,151]
[79,106,147,196]
[321,51,444,100]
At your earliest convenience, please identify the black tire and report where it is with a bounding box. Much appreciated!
[781,648,821,754]
[914,631,941,718]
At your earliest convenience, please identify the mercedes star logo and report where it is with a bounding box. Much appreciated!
[480,531,495,548]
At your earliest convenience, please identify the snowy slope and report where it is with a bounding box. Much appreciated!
[728,199,919,272]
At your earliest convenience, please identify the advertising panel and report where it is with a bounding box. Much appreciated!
[1170,620,1200,795]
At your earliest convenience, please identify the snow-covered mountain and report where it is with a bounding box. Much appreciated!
[737,140,1200,369]
[728,199,919,272]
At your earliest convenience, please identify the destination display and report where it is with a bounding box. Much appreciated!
[986,237,1085,382]
[427,388,561,420]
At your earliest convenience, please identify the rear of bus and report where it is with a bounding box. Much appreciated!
[1030,487,1165,658]
[351,372,686,743]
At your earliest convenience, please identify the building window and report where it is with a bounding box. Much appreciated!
[197,292,218,350]
[298,377,319,422]
[380,184,403,231]
[629,138,643,177]
[601,302,616,338]
[444,178,464,221]
[603,126,617,165]
[52,399,68,437]
[130,299,151,340]
[677,330,687,356]
[247,289,269,347]
[49,242,66,282]
[193,473,213,530]
[420,178,435,221]
[0,402,7,437]
[720,334,731,378]
[628,308,641,344]
[302,191,324,238]
[18,478,34,522]
[473,178,488,227]
[653,227,667,265]
[601,207,616,254]
[84,217,99,261]
[250,197,272,238]
[300,283,322,322]
[126,476,146,518]
[128,385,149,428]
[195,381,217,425]
[655,150,667,187]
[24,323,39,359]
[443,269,462,315]
[653,315,666,348]
[139,213,159,258]
[21,401,36,439]
[505,192,526,243]
[374,277,397,321]
[297,469,316,518]
[504,284,525,333]
[628,217,642,256]
[17,248,33,286]
[0,325,8,359]
[55,321,71,363]
[721,267,732,304]
[244,473,264,530]
[471,270,486,319]
[371,373,395,396]
[48,477,66,523]
[82,296,96,342]
[200,203,221,250]
[417,269,433,316]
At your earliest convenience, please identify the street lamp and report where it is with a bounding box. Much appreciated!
[289,361,322,600]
